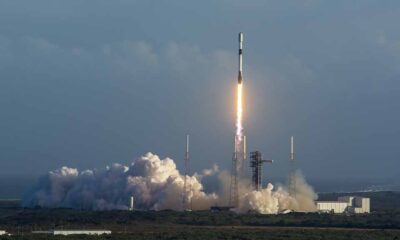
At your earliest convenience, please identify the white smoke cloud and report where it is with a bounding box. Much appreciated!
[202,164,219,177]
[23,153,317,213]
[23,153,218,210]
[238,171,317,214]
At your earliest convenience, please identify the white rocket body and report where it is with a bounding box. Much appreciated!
[236,32,246,171]
[290,136,294,160]
[238,32,243,84]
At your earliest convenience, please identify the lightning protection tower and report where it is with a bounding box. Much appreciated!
[288,136,296,197]
[182,134,191,210]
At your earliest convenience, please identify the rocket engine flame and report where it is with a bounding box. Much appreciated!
[236,83,243,141]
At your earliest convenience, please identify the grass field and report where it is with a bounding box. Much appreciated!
[0,191,399,239]
[0,226,399,240]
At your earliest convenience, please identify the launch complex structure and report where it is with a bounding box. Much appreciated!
[228,33,296,208]
[182,33,298,210]
[229,32,246,208]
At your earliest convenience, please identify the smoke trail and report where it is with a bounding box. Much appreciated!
[23,153,317,213]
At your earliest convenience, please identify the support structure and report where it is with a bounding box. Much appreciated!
[229,135,246,207]
[182,134,191,210]
[288,136,296,197]
[249,151,273,191]
[229,150,238,207]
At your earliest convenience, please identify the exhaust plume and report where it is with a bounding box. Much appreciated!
[238,171,317,214]
[23,153,218,210]
[23,153,317,213]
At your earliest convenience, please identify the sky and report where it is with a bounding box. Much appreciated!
[0,0,399,181]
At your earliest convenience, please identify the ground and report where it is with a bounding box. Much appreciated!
[0,191,399,239]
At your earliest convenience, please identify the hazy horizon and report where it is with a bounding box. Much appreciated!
[1,174,399,199]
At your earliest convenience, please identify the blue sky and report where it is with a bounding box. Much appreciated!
[0,0,399,180]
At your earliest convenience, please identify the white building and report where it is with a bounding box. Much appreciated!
[52,230,111,235]
[0,230,9,235]
[33,230,111,235]
[316,201,348,213]
[316,196,370,214]
[352,197,370,213]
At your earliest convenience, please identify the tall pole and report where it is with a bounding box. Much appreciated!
[182,134,190,210]
[289,136,296,197]
[230,139,238,207]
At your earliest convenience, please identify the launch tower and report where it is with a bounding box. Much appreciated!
[250,151,273,191]
[288,136,296,197]
[182,135,191,210]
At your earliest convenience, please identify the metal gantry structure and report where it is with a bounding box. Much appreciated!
[229,135,246,208]
[229,148,238,207]
[288,136,296,197]
[250,151,273,191]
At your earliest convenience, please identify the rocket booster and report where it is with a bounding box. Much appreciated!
[290,136,294,160]
[238,32,243,84]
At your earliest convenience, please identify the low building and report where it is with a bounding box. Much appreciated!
[53,230,111,235]
[316,201,349,213]
[33,230,111,235]
[316,196,370,214]
[351,197,370,214]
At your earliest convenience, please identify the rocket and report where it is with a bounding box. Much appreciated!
[290,136,294,161]
[238,32,243,84]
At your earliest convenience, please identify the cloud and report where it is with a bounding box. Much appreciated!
[0,35,234,83]
[21,36,61,54]
[164,42,235,81]
[102,40,158,76]
[202,164,219,176]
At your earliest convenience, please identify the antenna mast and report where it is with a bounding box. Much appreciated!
[182,135,191,210]
[288,136,296,197]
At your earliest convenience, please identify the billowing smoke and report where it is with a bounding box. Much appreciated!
[23,153,218,210]
[238,171,317,214]
[23,153,317,213]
